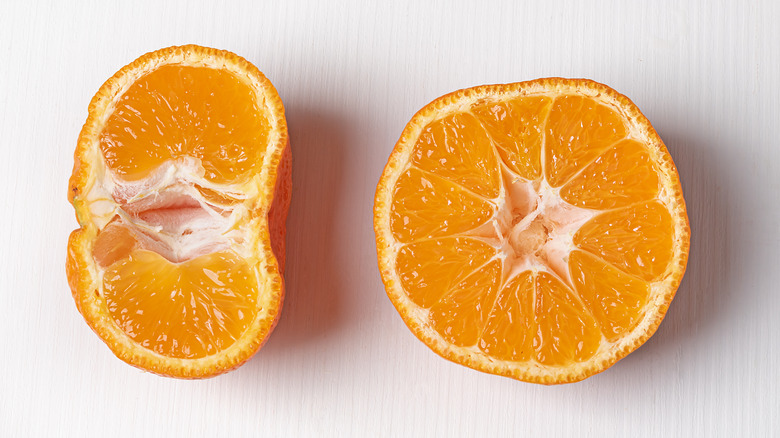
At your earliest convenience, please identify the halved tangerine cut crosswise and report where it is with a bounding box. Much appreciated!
[374,79,690,384]
[67,45,291,378]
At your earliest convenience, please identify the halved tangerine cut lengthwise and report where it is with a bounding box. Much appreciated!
[67,45,291,378]
[374,79,690,384]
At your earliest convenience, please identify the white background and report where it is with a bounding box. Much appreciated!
[1,0,778,436]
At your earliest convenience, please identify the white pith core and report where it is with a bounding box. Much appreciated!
[86,157,252,263]
[466,167,596,287]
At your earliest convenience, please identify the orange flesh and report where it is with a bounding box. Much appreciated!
[574,201,673,282]
[544,95,627,187]
[390,94,675,366]
[472,96,551,180]
[479,271,535,362]
[93,220,139,268]
[390,168,495,243]
[100,65,270,184]
[396,237,495,308]
[92,65,267,359]
[103,250,258,359]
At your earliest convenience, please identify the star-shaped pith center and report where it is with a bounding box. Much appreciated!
[484,169,595,288]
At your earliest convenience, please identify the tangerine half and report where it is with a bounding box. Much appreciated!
[374,79,690,384]
[67,45,291,378]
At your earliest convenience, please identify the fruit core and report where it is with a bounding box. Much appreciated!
[496,177,594,285]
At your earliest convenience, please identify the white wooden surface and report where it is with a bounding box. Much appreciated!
[1,0,778,436]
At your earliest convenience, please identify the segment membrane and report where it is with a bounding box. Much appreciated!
[93,219,139,268]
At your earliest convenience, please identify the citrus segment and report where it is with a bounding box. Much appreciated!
[375,78,689,384]
[93,220,139,268]
[533,272,601,365]
[396,237,496,308]
[389,167,495,243]
[574,201,674,282]
[99,65,271,184]
[428,259,502,347]
[472,96,552,180]
[569,250,650,341]
[104,250,258,359]
[478,271,535,362]
[195,185,244,207]
[410,112,500,199]
[544,95,627,187]
[560,139,660,209]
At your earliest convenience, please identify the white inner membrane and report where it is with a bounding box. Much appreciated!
[86,157,250,263]
[465,165,596,287]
